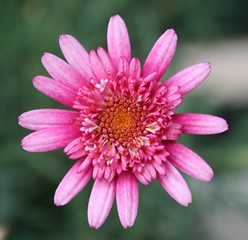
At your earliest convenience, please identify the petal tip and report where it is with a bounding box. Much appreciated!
[18,114,24,127]
[178,190,192,207]
[183,198,192,207]
[54,194,69,206]
[166,28,176,35]
[110,14,123,22]
[200,61,211,73]
[179,191,192,207]
[59,34,74,44]
[59,34,68,40]
[21,137,30,152]
[221,119,229,133]
[41,52,49,60]
[54,199,64,207]
[89,223,101,229]
[214,117,229,134]
[32,75,42,87]
[166,28,177,41]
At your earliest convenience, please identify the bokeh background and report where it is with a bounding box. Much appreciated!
[1,0,248,239]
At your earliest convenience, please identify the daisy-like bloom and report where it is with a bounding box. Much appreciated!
[19,15,228,228]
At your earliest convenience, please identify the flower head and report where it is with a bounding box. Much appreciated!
[19,15,228,228]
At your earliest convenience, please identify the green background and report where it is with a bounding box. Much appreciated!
[1,0,248,239]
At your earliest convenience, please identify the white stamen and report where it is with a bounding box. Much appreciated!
[136,136,150,146]
[135,95,142,103]
[106,159,113,165]
[95,79,109,92]
[129,148,139,158]
[81,118,98,133]
[146,122,161,133]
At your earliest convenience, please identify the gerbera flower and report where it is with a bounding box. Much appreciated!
[19,15,228,228]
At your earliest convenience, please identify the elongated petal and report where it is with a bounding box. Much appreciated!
[166,62,211,95]
[142,29,177,80]
[89,50,108,80]
[97,47,116,78]
[64,137,82,154]
[166,142,213,181]
[173,113,228,134]
[129,58,141,78]
[33,76,77,108]
[22,126,80,152]
[107,15,131,67]
[54,158,92,206]
[19,109,78,130]
[41,53,86,90]
[158,161,192,206]
[88,178,116,228]
[116,172,139,228]
[59,34,93,79]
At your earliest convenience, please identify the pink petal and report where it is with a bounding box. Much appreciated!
[64,137,86,160]
[21,126,80,152]
[59,34,93,80]
[107,15,131,67]
[33,76,77,108]
[135,172,150,185]
[166,62,211,95]
[166,142,213,181]
[142,29,177,80]
[116,172,139,228]
[158,161,192,206]
[88,178,116,228]
[89,50,108,80]
[77,156,92,173]
[129,58,141,78]
[118,57,129,76]
[41,53,86,90]
[97,47,116,78]
[173,113,228,135]
[54,158,92,206]
[18,109,78,130]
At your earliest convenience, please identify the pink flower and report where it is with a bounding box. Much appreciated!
[19,15,228,228]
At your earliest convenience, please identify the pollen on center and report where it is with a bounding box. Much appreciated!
[98,97,146,147]
[112,106,134,131]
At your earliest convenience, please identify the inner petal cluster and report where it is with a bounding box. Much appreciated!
[98,97,146,147]
[70,55,184,183]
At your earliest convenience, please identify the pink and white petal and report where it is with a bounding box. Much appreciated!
[21,126,80,152]
[89,50,108,80]
[118,57,129,76]
[41,53,86,89]
[116,172,139,228]
[18,109,78,130]
[166,62,211,95]
[54,158,92,206]
[59,34,93,80]
[135,172,150,185]
[166,142,213,181]
[129,58,141,78]
[158,161,192,206]
[77,156,92,173]
[107,15,131,67]
[88,178,116,229]
[173,113,228,135]
[142,29,177,80]
[97,47,116,78]
[64,137,86,160]
[64,137,83,155]
[33,76,77,108]
[142,72,158,85]
[68,150,86,160]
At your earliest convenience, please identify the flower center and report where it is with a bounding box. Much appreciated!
[98,97,146,147]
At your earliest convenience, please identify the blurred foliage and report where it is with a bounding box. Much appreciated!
[1,0,248,239]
